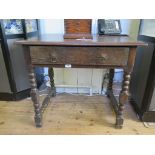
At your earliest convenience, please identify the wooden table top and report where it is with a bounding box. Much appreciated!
[16,34,147,47]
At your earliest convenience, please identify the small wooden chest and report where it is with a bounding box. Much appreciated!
[64,19,92,39]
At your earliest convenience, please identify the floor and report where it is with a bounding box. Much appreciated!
[0,94,155,135]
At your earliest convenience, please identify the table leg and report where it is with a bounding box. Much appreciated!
[48,67,56,97]
[29,64,42,127]
[107,69,114,95]
[116,71,130,129]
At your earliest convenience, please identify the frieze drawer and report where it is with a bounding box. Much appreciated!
[30,46,129,66]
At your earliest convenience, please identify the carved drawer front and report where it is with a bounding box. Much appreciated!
[30,46,129,66]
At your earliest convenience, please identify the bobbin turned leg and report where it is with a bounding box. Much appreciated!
[23,46,42,127]
[115,71,130,129]
[107,69,114,96]
[29,65,42,127]
[48,67,56,97]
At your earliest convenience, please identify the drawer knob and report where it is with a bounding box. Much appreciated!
[96,55,107,61]
[50,56,57,63]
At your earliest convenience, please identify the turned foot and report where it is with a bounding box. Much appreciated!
[35,115,42,127]
[115,115,124,129]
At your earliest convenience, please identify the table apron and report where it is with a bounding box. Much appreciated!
[30,46,129,67]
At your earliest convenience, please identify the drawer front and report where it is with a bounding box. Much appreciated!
[30,46,129,66]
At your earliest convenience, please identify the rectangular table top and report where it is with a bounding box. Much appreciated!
[16,34,147,47]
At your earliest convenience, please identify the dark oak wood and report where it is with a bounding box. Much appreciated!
[116,72,130,128]
[107,69,114,92]
[16,34,147,128]
[106,69,114,100]
[115,47,137,128]
[63,34,92,39]
[23,46,42,127]
[40,89,55,114]
[30,46,129,66]
[16,34,147,47]
[48,67,56,97]
[107,90,119,114]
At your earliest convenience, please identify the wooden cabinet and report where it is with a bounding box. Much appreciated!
[130,19,155,122]
[0,19,39,100]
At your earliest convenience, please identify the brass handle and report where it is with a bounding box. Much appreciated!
[50,54,57,63]
[96,55,107,61]
[51,57,57,63]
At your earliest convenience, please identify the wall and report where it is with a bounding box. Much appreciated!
[38,19,140,94]
[140,19,155,37]
[39,19,64,35]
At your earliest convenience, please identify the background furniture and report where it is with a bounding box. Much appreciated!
[64,19,92,39]
[130,19,155,122]
[0,19,39,100]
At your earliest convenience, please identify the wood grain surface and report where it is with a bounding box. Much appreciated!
[16,34,147,47]
[0,94,155,134]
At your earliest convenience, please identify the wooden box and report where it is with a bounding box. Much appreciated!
[64,19,92,39]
